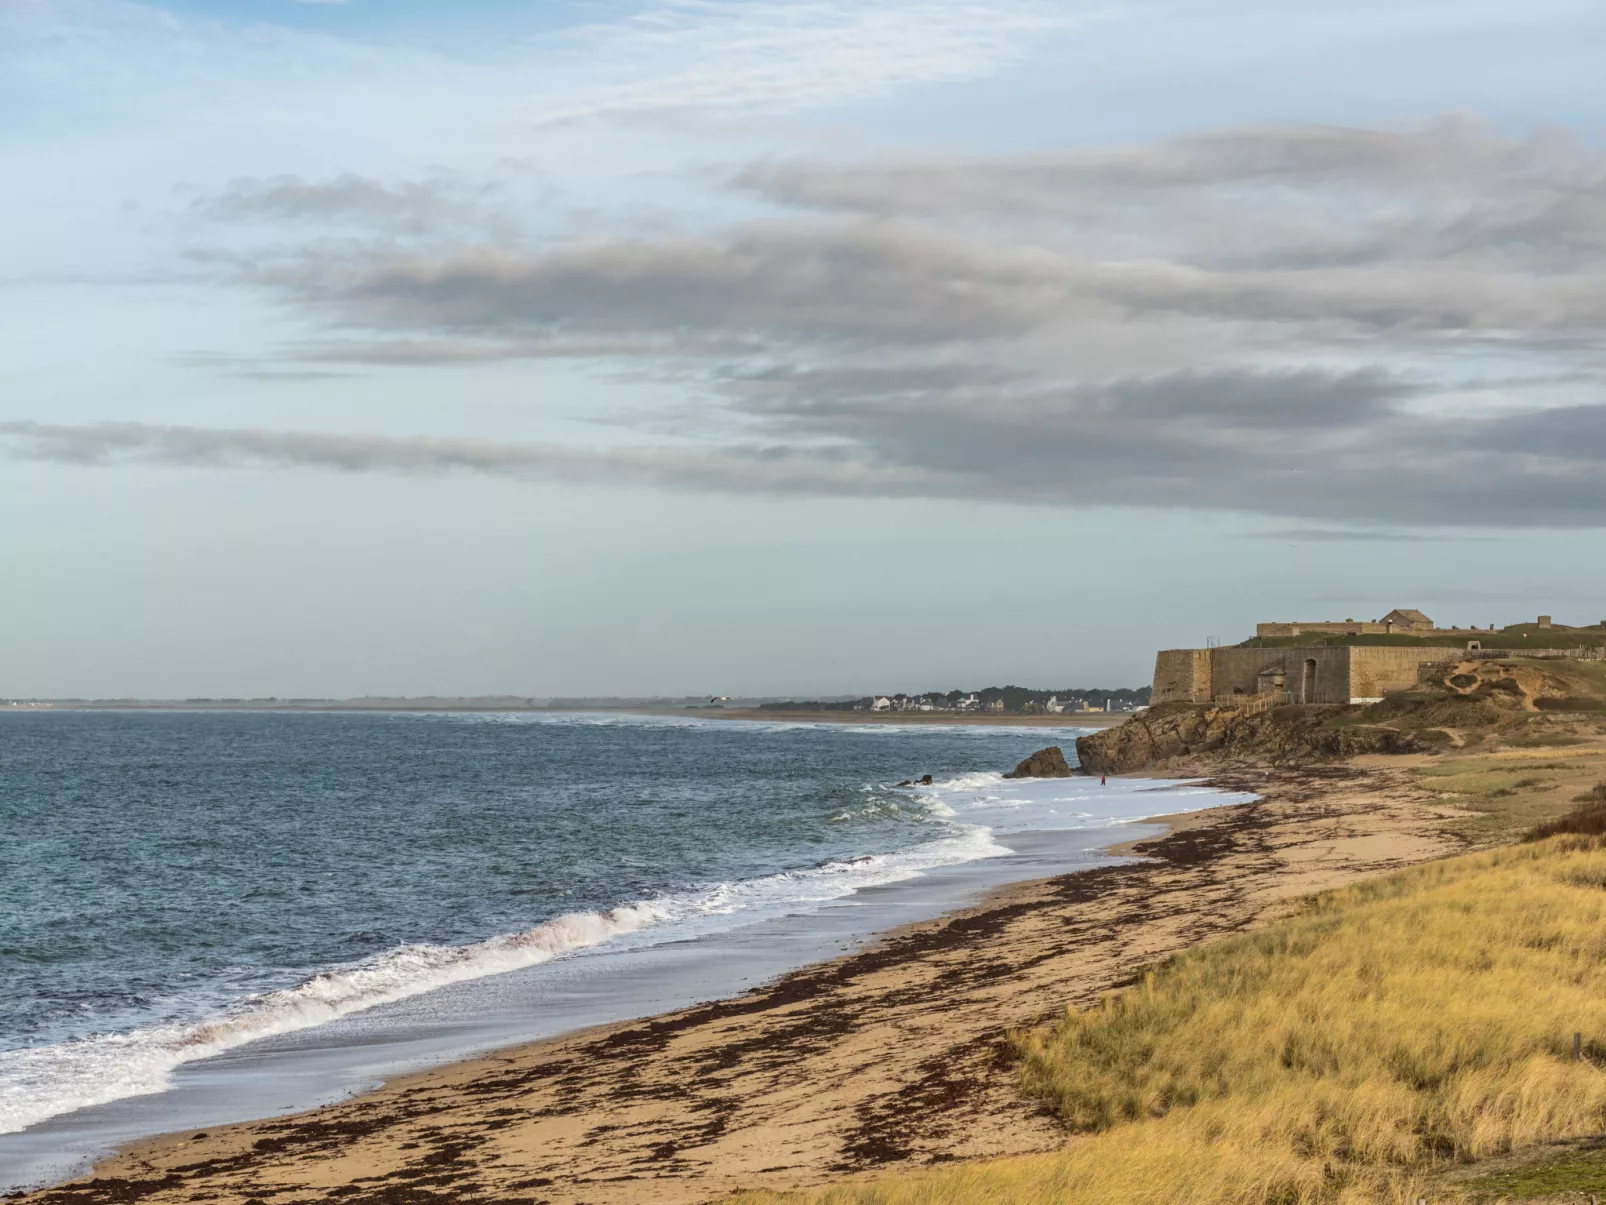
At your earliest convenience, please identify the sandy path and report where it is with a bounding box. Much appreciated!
[20,764,1469,1205]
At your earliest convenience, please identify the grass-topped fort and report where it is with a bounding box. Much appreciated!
[1155,609,1606,707]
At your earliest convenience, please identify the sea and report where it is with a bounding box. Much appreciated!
[0,710,1248,1188]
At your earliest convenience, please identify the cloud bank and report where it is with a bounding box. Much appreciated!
[14,115,1606,526]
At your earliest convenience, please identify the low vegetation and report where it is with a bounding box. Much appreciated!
[733,820,1606,1205]
[1528,788,1606,840]
[1418,751,1606,843]
[1246,624,1606,651]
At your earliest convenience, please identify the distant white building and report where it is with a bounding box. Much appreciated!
[871,696,893,711]
[1045,696,1065,714]
[957,694,980,710]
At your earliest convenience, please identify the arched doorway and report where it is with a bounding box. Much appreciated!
[1302,658,1317,703]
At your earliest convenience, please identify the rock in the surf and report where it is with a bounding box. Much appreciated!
[1003,746,1071,779]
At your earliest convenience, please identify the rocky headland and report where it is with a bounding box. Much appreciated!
[1077,656,1606,776]
[1074,701,1426,775]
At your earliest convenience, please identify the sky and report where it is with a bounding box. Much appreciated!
[4,0,1606,698]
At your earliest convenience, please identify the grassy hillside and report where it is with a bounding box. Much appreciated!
[732,816,1606,1205]
[1244,624,1606,651]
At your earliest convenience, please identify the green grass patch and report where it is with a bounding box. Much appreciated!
[1455,1142,1606,1200]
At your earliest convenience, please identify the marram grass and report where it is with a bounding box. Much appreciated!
[732,835,1606,1205]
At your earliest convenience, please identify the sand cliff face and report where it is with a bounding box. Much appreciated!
[1075,702,1425,775]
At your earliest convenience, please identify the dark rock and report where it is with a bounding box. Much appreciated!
[1003,746,1072,779]
[896,774,936,787]
[1074,701,1426,775]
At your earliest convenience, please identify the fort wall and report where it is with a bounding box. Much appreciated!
[1348,647,1468,701]
[1153,645,1493,706]
[1208,647,1353,705]
[1157,611,1606,708]
[1152,649,1213,704]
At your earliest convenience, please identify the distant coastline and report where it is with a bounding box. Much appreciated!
[641,707,1130,728]
[4,700,1136,727]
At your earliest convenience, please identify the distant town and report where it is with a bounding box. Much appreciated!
[751,685,1152,715]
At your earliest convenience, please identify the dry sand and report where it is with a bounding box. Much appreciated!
[18,759,1474,1205]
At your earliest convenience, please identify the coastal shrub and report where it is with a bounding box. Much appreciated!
[733,836,1606,1205]
[1528,793,1606,839]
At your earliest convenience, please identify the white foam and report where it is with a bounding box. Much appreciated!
[0,902,670,1135]
[928,770,1005,791]
[0,822,1007,1137]
[913,768,1257,839]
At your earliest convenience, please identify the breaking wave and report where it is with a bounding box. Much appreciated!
[0,822,1005,1136]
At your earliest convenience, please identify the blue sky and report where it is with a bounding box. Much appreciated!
[3,0,1605,697]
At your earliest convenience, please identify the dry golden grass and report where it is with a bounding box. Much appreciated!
[732,834,1606,1205]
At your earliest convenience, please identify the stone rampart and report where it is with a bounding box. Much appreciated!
[1210,647,1352,705]
[1152,649,1213,704]
[1152,644,1512,706]
[1154,634,1606,708]
[1347,647,1468,701]
[1460,646,1606,661]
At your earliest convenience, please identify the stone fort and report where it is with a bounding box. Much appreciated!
[1154,609,1605,706]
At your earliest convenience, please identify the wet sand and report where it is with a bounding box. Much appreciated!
[17,760,1470,1205]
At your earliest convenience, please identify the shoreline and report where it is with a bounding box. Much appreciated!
[5,704,1131,729]
[638,708,1131,728]
[0,768,1211,1194]
[15,760,1469,1205]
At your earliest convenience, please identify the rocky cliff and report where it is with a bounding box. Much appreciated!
[1074,701,1427,775]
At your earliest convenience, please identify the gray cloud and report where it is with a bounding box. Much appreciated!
[229,369,357,382]
[734,116,1606,274]
[290,335,760,364]
[1249,529,1478,543]
[129,117,1606,524]
[0,420,967,497]
[246,223,1063,345]
[197,174,505,237]
[1470,404,1606,458]
[9,382,1606,526]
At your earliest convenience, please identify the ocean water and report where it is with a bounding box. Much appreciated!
[0,710,1238,1185]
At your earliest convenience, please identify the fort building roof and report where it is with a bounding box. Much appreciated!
[1381,608,1434,627]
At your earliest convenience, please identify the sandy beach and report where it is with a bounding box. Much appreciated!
[17,756,1471,1205]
